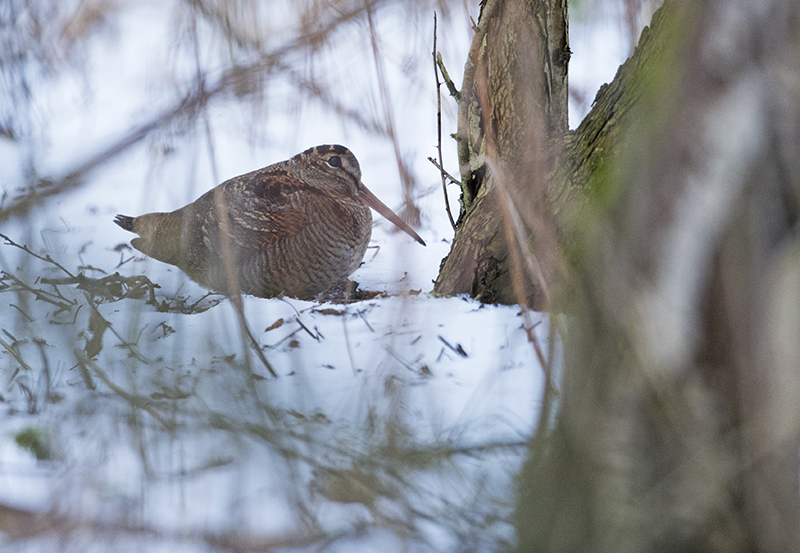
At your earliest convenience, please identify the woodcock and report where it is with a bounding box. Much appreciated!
[114,145,425,299]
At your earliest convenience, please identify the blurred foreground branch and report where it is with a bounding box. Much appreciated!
[516,0,800,551]
[0,0,387,223]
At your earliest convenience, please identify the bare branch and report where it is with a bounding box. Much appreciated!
[433,13,458,231]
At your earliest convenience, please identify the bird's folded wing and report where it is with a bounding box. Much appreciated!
[223,169,311,245]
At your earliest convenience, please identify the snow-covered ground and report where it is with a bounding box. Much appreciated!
[0,0,632,550]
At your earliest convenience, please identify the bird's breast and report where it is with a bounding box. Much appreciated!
[229,195,372,298]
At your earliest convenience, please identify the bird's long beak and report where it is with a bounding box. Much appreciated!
[359,185,426,246]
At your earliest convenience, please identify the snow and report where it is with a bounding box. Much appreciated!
[0,0,625,550]
[0,229,555,550]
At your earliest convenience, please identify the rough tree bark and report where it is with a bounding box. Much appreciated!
[514,0,800,551]
[433,0,569,308]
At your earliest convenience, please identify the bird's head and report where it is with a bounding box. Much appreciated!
[299,145,426,246]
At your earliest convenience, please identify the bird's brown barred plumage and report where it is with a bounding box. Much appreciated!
[114,145,424,299]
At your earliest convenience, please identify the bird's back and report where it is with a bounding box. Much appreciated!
[115,166,372,298]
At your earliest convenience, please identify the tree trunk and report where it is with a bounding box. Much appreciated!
[515,0,800,551]
[433,0,569,308]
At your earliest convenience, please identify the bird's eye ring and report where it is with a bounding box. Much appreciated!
[327,155,342,168]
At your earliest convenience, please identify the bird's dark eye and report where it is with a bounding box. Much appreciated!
[327,156,342,168]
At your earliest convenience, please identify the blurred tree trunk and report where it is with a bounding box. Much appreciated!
[513,0,800,551]
[433,0,569,308]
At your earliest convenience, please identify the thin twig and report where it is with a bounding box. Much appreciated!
[0,336,33,371]
[366,1,419,224]
[437,334,468,357]
[81,356,174,430]
[356,309,374,333]
[0,233,74,277]
[186,291,221,313]
[470,32,563,451]
[82,293,153,364]
[295,316,321,341]
[342,317,358,376]
[433,13,458,231]
[0,1,390,223]
[230,296,278,378]
[427,156,460,186]
[1,272,77,314]
[531,313,559,449]
[191,8,220,186]
[385,346,426,376]
[10,304,34,322]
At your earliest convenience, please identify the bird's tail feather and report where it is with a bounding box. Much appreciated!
[114,214,135,232]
